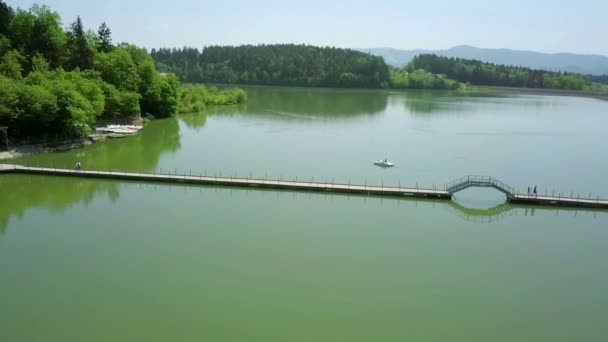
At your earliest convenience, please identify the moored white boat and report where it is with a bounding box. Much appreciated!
[95,124,143,134]
[373,159,394,167]
[107,124,143,131]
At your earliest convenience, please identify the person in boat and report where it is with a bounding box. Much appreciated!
[75,161,81,170]
[384,158,388,163]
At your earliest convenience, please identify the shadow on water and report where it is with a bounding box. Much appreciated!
[445,201,515,223]
[444,198,607,224]
[0,119,182,234]
[2,180,606,235]
[396,89,506,114]
[0,175,120,234]
[15,117,181,172]
[236,85,390,119]
[180,86,510,130]
[179,103,249,130]
[177,85,390,130]
[179,110,208,130]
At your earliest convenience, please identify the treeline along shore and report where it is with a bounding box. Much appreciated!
[0,1,245,142]
[152,46,608,93]
[151,45,391,88]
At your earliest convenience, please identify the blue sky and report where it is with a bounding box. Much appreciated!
[7,0,608,55]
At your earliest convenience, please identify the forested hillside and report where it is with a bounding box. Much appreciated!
[151,45,390,88]
[152,46,595,92]
[362,45,608,76]
[406,54,590,90]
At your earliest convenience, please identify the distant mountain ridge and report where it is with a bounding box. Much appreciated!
[360,45,608,75]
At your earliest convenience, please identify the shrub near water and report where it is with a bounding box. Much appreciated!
[178,84,246,113]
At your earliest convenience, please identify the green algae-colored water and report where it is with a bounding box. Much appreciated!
[1,86,608,341]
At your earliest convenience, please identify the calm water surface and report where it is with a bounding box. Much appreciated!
[2,86,608,341]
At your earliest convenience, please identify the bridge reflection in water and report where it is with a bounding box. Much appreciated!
[444,200,605,224]
[2,168,604,235]
[445,201,515,223]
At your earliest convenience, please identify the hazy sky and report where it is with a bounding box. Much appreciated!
[7,0,608,55]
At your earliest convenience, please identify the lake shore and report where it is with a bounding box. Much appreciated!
[205,82,608,100]
[0,116,146,161]
[482,86,608,100]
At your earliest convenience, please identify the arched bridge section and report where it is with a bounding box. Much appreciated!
[445,175,516,199]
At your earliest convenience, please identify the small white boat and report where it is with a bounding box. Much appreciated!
[373,159,394,167]
[95,124,143,134]
[107,124,143,131]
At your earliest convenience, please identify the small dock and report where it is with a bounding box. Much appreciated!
[1,165,607,209]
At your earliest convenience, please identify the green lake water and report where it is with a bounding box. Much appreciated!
[1,86,608,341]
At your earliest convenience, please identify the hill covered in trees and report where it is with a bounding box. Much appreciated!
[362,46,608,76]
[0,1,244,139]
[399,54,591,90]
[151,45,391,88]
[152,45,596,92]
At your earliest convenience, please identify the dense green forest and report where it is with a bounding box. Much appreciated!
[150,45,603,92]
[405,54,591,90]
[389,68,463,90]
[0,1,244,139]
[151,45,391,88]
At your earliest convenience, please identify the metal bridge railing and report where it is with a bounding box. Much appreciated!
[445,175,516,196]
